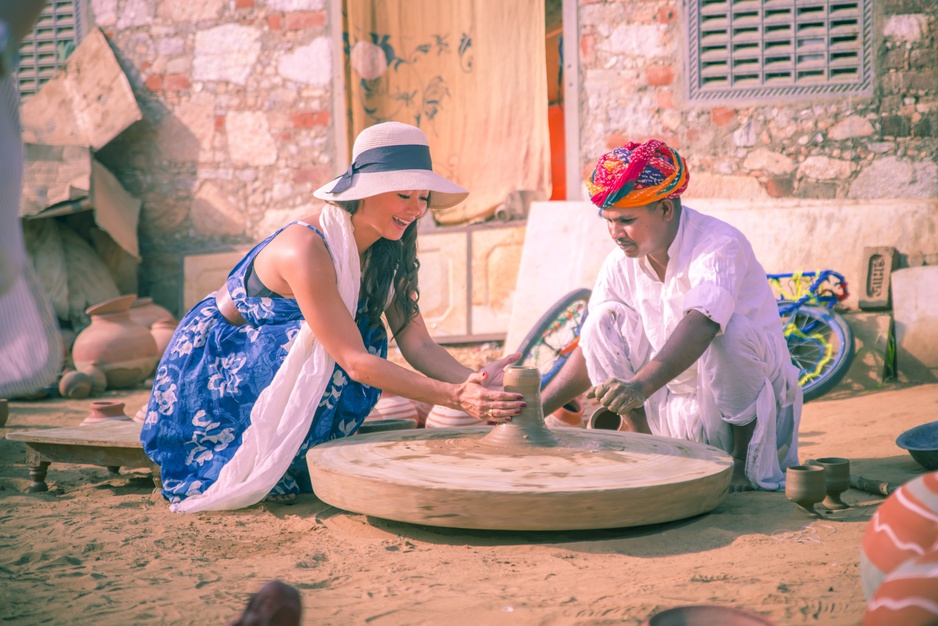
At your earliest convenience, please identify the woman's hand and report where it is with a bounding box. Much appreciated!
[476,352,522,388]
[452,372,525,424]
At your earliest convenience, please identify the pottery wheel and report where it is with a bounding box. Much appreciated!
[307,367,733,531]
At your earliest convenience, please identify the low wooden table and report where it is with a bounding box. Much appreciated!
[5,421,160,492]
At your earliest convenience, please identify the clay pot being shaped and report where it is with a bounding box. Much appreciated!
[129,296,176,329]
[80,400,132,426]
[58,370,93,399]
[785,465,827,516]
[366,393,418,423]
[72,295,159,389]
[150,317,179,360]
[812,457,850,510]
[424,405,479,429]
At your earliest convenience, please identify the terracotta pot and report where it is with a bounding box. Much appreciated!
[58,370,93,399]
[547,397,585,428]
[150,317,179,359]
[366,393,418,423]
[80,400,132,426]
[424,405,478,429]
[72,295,159,389]
[129,296,176,329]
[587,407,625,431]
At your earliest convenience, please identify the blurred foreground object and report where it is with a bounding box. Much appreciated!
[228,580,301,626]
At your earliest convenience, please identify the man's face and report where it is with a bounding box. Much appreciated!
[600,200,675,260]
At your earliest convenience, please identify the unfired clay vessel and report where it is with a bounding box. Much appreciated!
[813,457,850,510]
[58,370,93,399]
[72,295,159,389]
[785,465,826,516]
[366,393,418,423]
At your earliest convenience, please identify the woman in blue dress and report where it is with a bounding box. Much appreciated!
[141,122,525,512]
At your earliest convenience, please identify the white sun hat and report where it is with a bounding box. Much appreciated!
[313,121,469,209]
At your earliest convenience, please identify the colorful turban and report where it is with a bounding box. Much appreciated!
[586,139,689,210]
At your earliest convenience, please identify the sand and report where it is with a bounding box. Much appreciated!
[2,376,937,626]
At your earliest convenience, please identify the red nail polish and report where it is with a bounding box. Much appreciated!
[520,402,527,408]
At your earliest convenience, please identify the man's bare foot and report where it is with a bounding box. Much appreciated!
[264,493,297,505]
[730,457,755,492]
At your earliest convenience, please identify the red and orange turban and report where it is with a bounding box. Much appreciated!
[586,139,689,210]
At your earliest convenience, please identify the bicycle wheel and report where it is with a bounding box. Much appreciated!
[515,289,592,388]
[779,303,855,402]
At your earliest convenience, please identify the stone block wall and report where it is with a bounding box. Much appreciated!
[87,0,339,314]
[576,0,938,204]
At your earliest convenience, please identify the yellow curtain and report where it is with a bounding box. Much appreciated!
[345,0,551,225]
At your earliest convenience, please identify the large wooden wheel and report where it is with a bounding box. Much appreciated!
[307,367,733,531]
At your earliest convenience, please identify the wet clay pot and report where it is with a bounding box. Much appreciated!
[150,317,179,360]
[72,295,159,389]
[80,400,132,426]
[129,296,176,329]
[785,464,826,516]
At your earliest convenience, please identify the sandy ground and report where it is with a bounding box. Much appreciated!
[2,359,937,625]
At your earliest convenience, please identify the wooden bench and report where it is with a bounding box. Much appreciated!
[4,417,416,493]
[5,421,160,492]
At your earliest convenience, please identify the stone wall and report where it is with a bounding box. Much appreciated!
[87,0,339,314]
[576,0,938,203]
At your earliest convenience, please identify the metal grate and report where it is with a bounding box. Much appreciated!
[687,0,872,102]
[16,0,83,97]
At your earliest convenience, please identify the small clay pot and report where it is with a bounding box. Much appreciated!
[813,457,850,510]
[78,365,107,395]
[785,465,826,516]
[80,400,132,426]
[587,407,624,431]
[58,370,93,399]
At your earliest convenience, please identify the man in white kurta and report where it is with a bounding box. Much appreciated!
[541,139,802,491]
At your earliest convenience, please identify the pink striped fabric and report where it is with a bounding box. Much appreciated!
[861,471,938,625]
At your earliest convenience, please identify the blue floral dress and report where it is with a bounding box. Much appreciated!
[141,222,387,504]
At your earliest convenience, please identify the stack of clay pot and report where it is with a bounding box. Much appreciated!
[424,405,478,428]
[71,295,160,391]
[365,393,418,424]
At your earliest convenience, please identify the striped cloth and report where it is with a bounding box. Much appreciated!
[861,471,938,625]
[0,70,62,397]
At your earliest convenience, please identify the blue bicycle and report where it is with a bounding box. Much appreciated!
[518,270,855,402]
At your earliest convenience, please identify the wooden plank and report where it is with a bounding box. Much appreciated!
[7,421,144,448]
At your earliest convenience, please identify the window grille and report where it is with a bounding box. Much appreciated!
[17,0,84,97]
[686,0,872,102]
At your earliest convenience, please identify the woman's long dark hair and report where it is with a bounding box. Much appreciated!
[331,200,420,336]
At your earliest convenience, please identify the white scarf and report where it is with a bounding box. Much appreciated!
[172,204,360,512]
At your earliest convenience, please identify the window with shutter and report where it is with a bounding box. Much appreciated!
[17,0,84,97]
[687,0,872,102]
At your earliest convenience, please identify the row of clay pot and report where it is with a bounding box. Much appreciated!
[65,295,178,397]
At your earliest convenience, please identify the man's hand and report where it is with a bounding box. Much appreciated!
[587,377,646,414]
